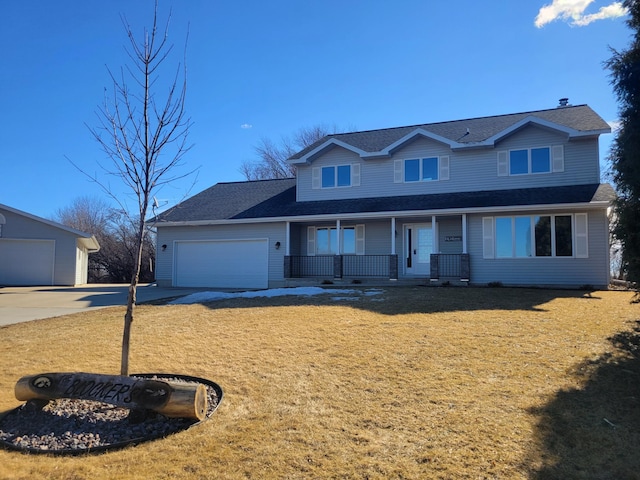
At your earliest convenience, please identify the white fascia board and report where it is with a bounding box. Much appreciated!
[289,138,369,164]
[366,129,460,157]
[0,202,96,239]
[483,116,585,147]
[78,235,101,252]
[154,201,609,228]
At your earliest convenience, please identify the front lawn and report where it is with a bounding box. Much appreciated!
[0,287,638,479]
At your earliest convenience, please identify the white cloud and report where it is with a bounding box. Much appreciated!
[608,119,621,132]
[535,0,627,28]
[240,123,253,129]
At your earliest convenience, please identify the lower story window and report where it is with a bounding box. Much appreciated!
[308,225,365,255]
[486,213,586,258]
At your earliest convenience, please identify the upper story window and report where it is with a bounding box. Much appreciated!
[498,145,564,176]
[404,157,439,182]
[394,156,449,183]
[313,164,361,189]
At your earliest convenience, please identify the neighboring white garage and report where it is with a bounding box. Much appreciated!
[174,239,269,289]
[0,239,55,286]
[0,203,100,286]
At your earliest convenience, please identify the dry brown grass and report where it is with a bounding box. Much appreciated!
[0,286,639,479]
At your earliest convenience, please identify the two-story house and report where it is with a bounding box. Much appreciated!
[153,102,615,290]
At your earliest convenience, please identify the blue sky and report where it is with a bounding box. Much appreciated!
[0,0,631,219]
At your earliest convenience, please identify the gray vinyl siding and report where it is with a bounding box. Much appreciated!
[0,208,80,286]
[437,218,463,254]
[467,209,609,288]
[296,125,601,202]
[155,222,287,288]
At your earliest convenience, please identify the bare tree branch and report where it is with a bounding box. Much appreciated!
[72,1,196,375]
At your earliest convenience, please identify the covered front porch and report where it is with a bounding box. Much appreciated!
[282,214,471,283]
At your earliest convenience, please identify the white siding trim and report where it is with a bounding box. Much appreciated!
[497,151,508,176]
[483,217,495,259]
[312,167,321,189]
[355,224,365,255]
[575,213,588,258]
[394,159,403,183]
[439,155,450,181]
[552,145,564,172]
[351,163,361,186]
[307,226,316,256]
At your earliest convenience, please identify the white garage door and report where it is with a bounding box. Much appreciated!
[175,239,269,289]
[0,239,55,286]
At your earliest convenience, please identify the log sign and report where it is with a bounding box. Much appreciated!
[15,372,207,420]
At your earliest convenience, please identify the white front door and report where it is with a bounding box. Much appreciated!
[405,224,433,276]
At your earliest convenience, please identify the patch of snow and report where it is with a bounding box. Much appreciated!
[363,289,384,296]
[169,287,359,305]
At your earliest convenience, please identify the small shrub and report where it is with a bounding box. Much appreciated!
[351,279,362,284]
[488,281,503,288]
[321,279,334,285]
[441,281,451,287]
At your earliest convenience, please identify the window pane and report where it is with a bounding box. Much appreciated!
[316,228,330,254]
[496,217,513,258]
[510,150,528,175]
[555,215,573,256]
[515,217,532,257]
[531,148,550,173]
[321,167,335,188]
[422,157,438,181]
[337,165,351,187]
[535,216,551,256]
[342,227,355,254]
[405,159,419,182]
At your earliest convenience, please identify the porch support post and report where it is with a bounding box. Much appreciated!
[432,215,438,253]
[285,221,290,256]
[335,219,342,279]
[391,217,396,255]
[462,214,467,254]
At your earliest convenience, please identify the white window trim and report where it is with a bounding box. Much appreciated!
[483,213,588,259]
[497,145,563,176]
[312,164,359,189]
[394,156,449,183]
[307,224,365,255]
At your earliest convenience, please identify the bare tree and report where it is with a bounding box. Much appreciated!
[240,124,341,180]
[81,3,193,376]
[54,196,113,235]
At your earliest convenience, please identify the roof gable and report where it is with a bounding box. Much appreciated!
[289,105,611,164]
[0,203,100,251]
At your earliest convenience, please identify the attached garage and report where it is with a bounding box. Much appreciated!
[0,239,55,286]
[174,239,269,289]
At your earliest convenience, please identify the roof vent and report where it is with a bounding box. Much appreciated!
[558,98,570,107]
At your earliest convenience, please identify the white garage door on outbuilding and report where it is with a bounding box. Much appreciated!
[174,239,269,289]
[0,239,55,286]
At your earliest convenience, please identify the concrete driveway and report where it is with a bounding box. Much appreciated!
[0,284,206,327]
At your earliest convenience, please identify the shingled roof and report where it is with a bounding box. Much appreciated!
[154,178,296,223]
[155,182,615,224]
[290,104,610,161]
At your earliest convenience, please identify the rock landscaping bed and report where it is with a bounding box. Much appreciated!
[0,374,222,454]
